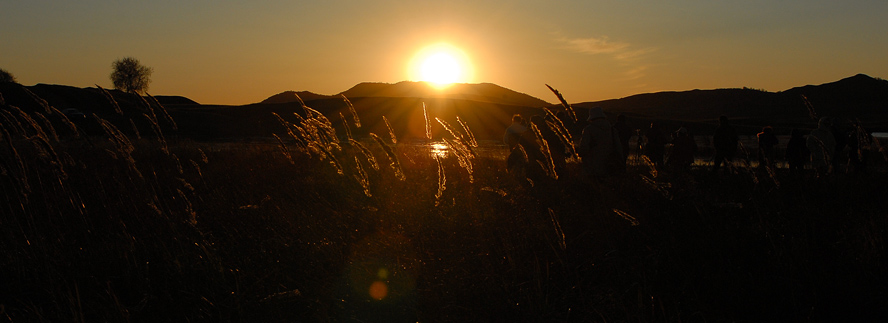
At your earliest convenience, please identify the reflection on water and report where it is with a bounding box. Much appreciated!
[423,140,510,159]
[429,142,450,158]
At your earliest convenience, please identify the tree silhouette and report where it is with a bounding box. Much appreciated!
[0,68,15,83]
[110,57,153,94]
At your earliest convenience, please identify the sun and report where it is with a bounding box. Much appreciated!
[408,43,473,88]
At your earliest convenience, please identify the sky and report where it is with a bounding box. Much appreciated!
[2,0,887,105]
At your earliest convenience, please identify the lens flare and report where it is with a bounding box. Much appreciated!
[369,281,388,300]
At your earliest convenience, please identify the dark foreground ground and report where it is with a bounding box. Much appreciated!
[1,131,887,322]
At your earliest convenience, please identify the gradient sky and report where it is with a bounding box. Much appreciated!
[3,0,887,105]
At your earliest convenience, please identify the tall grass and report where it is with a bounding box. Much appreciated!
[0,87,886,322]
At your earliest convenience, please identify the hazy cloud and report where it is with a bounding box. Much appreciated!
[557,34,657,81]
[560,36,629,55]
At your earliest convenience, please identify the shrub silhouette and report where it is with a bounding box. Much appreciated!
[110,57,153,94]
[0,68,16,83]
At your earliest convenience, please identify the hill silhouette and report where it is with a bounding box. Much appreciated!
[261,81,552,108]
[2,74,887,141]
[572,74,888,134]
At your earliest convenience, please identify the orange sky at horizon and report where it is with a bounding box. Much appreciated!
[2,1,887,105]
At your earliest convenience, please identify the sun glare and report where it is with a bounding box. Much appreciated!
[409,43,473,88]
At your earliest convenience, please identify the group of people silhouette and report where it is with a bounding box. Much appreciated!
[504,109,879,181]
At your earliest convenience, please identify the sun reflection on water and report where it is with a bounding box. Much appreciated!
[429,142,450,158]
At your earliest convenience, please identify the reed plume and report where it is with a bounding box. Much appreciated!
[341,94,361,128]
[612,209,639,226]
[801,95,818,121]
[96,84,124,115]
[545,84,577,122]
[456,116,477,148]
[340,112,353,140]
[349,138,379,170]
[32,112,58,142]
[353,156,372,197]
[436,117,477,159]
[370,133,405,181]
[383,116,397,144]
[434,153,446,202]
[443,138,474,183]
[529,122,557,180]
[548,208,567,250]
[22,87,53,115]
[423,103,432,140]
[147,93,178,130]
[273,133,295,165]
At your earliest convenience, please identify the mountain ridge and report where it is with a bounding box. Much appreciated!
[261,81,553,108]
[2,74,886,141]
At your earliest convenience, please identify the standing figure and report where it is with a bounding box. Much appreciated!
[532,115,567,174]
[807,117,836,178]
[756,126,779,169]
[644,122,667,168]
[578,107,622,177]
[667,127,698,173]
[504,114,530,176]
[614,114,634,167]
[504,114,528,150]
[711,116,739,174]
[847,124,872,175]
[785,128,809,174]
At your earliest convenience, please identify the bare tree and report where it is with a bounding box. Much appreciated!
[110,57,153,94]
[0,68,16,83]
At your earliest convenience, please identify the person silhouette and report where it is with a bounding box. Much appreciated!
[757,126,778,169]
[577,107,622,177]
[644,122,667,169]
[614,114,633,167]
[667,127,697,173]
[711,116,739,174]
[807,117,836,178]
[785,128,809,175]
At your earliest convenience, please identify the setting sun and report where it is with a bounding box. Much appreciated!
[408,43,473,88]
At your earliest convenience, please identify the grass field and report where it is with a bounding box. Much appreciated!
[1,94,887,322]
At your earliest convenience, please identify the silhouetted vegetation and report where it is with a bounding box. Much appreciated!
[111,57,153,94]
[1,80,887,322]
[0,68,16,83]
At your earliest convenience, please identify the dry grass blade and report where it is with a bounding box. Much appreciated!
[273,133,296,165]
[800,95,818,121]
[0,124,30,197]
[96,84,124,115]
[530,123,558,180]
[545,84,577,122]
[341,94,361,128]
[434,153,446,202]
[129,119,142,140]
[272,112,307,149]
[443,138,474,183]
[353,156,372,197]
[94,115,142,178]
[349,138,379,170]
[612,209,640,226]
[456,116,478,147]
[49,106,80,137]
[549,208,567,250]
[370,133,405,181]
[423,103,432,140]
[21,87,53,115]
[340,112,353,140]
[383,116,397,144]
[147,93,179,130]
[0,109,26,135]
[436,118,477,159]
